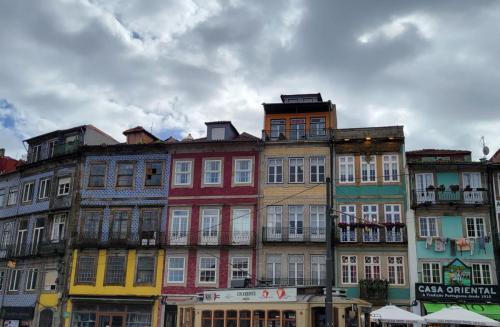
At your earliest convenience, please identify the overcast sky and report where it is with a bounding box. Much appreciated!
[1,0,499,159]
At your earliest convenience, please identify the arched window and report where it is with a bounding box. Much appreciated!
[39,308,54,327]
[268,311,281,327]
[283,311,296,327]
[240,310,251,327]
[202,310,212,327]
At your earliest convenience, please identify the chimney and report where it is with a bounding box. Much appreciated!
[122,126,159,144]
[0,148,4,157]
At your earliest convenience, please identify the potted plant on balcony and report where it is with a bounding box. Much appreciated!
[464,185,472,192]
[450,184,460,192]
[359,279,389,304]
[337,222,349,228]
[426,185,435,191]
[437,185,445,192]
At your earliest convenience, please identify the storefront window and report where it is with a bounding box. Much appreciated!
[227,310,237,327]
[72,312,96,327]
[268,311,281,327]
[240,311,251,327]
[214,311,224,327]
[283,311,296,327]
[253,311,265,327]
[126,313,151,327]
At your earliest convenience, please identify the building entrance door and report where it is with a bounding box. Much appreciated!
[98,314,126,327]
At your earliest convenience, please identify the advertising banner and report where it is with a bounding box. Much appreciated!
[203,288,297,303]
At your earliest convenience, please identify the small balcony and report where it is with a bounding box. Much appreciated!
[258,277,327,288]
[335,226,407,245]
[165,231,255,247]
[39,239,66,256]
[262,128,331,142]
[262,227,326,243]
[0,242,41,259]
[73,230,164,248]
[359,279,389,305]
[412,189,488,207]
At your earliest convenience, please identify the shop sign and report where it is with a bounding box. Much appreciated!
[3,321,19,327]
[203,288,297,303]
[0,307,35,320]
[416,283,500,302]
[443,259,471,286]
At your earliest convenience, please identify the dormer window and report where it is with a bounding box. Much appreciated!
[48,140,57,158]
[31,145,42,162]
[211,127,225,140]
[65,135,78,144]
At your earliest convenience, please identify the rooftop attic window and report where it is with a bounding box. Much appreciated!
[281,93,322,103]
[211,127,225,140]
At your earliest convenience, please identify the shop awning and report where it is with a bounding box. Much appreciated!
[423,303,500,321]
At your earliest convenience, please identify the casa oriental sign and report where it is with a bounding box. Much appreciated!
[415,283,500,302]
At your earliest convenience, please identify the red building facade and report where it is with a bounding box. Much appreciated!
[160,122,260,326]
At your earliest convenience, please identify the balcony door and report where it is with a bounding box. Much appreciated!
[288,206,304,241]
[201,208,219,245]
[171,210,189,245]
[15,220,28,256]
[415,173,435,203]
[270,120,285,140]
[290,119,306,140]
[31,218,45,254]
[310,206,326,241]
[111,211,129,240]
[463,172,483,203]
[266,206,282,241]
[232,209,250,245]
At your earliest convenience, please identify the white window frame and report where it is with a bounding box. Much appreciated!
[26,268,38,291]
[21,182,34,203]
[288,255,304,285]
[203,159,222,185]
[234,159,252,184]
[422,262,441,284]
[419,217,439,237]
[7,187,17,206]
[9,269,22,291]
[288,158,304,183]
[341,255,358,284]
[472,263,492,285]
[51,213,66,242]
[339,205,357,242]
[362,204,379,242]
[167,257,185,284]
[57,177,71,196]
[385,204,402,242]
[339,156,355,183]
[267,158,283,184]
[231,257,250,280]
[266,255,281,285]
[170,209,189,245]
[174,160,192,186]
[201,208,220,244]
[311,255,326,285]
[199,257,217,284]
[361,155,377,183]
[388,256,405,285]
[32,144,42,162]
[466,217,486,238]
[383,154,399,182]
[310,205,326,240]
[48,139,57,158]
[310,157,325,183]
[232,208,251,245]
[0,188,5,207]
[38,178,51,200]
[211,127,225,140]
[266,206,282,241]
[364,256,381,280]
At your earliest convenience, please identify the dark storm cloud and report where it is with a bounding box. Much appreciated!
[0,0,499,158]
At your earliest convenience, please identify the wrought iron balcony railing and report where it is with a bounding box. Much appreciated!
[262,227,326,243]
[262,128,331,142]
[412,189,488,206]
[335,226,407,244]
[166,231,255,247]
[73,230,164,248]
[359,279,389,305]
[257,277,327,287]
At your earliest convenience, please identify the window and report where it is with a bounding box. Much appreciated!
[111,211,129,240]
[82,211,101,239]
[310,205,326,239]
[362,205,379,242]
[268,311,281,327]
[174,160,192,186]
[422,263,441,283]
[466,217,485,238]
[288,255,304,285]
[240,311,251,327]
[231,257,250,280]
[0,270,5,291]
[283,311,296,327]
[201,208,219,244]
[361,155,376,182]
[73,313,96,326]
[105,255,126,285]
[289,158,304,183]
[51,213,66,242]
[339,156,354,183]
[48,139,56,158]
[472,264,492,285]
[232,208,251,244]
[7,187,18,205]
[204,159,222,185]
[38,178,51,199]
[339,205,356,242]
[288,205,304,239]
[270,119,285,139]
[15,220,28,256]
[0,189,5,207]
[214,311,224,327]
[21,182,34,203]
[57,177,71,196]
[341,256,357,284]
[145,161,163,186]
[167,257,185,283]
[211,127,225,140]
[364,256,380,280]
[116,162,134,187]
[31,144,42,162]
[88,163,106,187]
[141,209,159,233]
[268,158,283,183]
[388,256,405,285]
[26,268,38,291]
[76,255,96,283]
[266,206,282,240]
[199,257,217,283]
[290,118,305,140]
[419,217,438,237]
[136,256,155,284]
[415,173,435,203]
[234,159,252,184]
[266,255,281,285]
[227,310,237,327]
[383,155,399,182]
[31,218,44,254]
[127,313,152,327]
[311,255,326,285]
[310,157,325,183]
[170,210,189,244]
[310,117,326,137]
[44,270,58,291]
[202,311,212,327]
[9,269,22,291]
[385,204,402,242]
